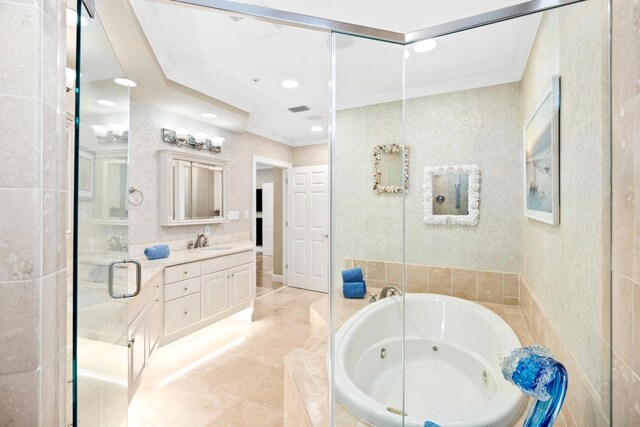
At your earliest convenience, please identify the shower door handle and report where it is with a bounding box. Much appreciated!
[108,259,142,299]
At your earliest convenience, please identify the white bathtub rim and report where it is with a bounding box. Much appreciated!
[332,293,527,427]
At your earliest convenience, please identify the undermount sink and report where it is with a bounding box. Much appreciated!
[201,246,232,251]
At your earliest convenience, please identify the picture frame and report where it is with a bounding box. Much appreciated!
[422,164,480,226]
[78,150,94,200]
[524,75,560,225]
[373,143,409,193]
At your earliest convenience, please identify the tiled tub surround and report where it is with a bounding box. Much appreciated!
[519,278,609,425]
[345,258,519,305]
[283,293,574,427]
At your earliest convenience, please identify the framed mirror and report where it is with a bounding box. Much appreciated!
[373,143,409,193]
[423,164,480,226]
[159,150,229,226]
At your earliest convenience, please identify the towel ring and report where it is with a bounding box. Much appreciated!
[128,187,144,206]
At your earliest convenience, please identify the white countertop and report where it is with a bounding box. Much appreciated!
[138,240,255,288]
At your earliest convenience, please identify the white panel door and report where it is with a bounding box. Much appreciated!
[287,166,329,293]
[262,182,274,256]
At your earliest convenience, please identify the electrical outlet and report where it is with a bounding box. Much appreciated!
[228,211,240,221]
[243,210,249,220]
[204,226,211,236]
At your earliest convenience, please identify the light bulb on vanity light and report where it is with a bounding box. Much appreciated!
[175,128,188,140]
[211,136,225,147]
[110,124,125,137]
[91,125,108,138]
[194,132,207,143]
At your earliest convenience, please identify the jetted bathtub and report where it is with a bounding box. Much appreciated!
[333,294,526,426]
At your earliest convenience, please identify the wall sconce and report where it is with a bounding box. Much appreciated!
[162,128,224,153]
[91,124,129,144]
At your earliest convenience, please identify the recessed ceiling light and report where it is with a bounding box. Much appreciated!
[201,113,218,119]
[311,126,323,132]
[97,99,116,107]
[412,39,438,53]
[113,77,138,88]
[281,80,300,89]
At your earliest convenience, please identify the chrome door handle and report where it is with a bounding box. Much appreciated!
[108,259,141,299]
[321,234,329,238]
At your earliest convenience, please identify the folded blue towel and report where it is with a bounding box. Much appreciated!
[342,267,363,283]
[144,244,171,260]
[343,281,366,299]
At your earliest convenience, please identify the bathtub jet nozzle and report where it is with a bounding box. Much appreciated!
[501,345,568,427]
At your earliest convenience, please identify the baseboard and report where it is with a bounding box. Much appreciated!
[272,274,283,283]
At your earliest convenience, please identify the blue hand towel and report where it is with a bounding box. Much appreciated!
[342,267,363,283]
[343,281,366,299]
[144,244,171,260]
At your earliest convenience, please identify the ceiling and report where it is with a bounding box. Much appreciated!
[94,0,541,146]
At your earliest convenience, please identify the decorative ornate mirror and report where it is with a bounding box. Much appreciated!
[423,164,480,226]
[373,144,409,193]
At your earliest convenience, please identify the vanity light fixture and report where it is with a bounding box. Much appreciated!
[97,99,117,107]
[113,77,138,88]
[281,80,300,89]
[311,126,323,132]
[201,112,218,119]
[412,39,438,53]
[162,128,224,153]
[91,124,129,144]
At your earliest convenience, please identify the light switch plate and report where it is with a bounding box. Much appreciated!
[243,210,249,220]
[204,226,211,236]
[228,210,240,221]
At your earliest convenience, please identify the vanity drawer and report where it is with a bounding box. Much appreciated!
[164,277,200,302]
[164,293,201,335]
[201,250,254,275]
[165,261,201,284]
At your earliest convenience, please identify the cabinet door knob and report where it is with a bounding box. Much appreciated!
[184,287,188,291]
[128,338,135,348]
[183,271,188,275]
[183,311,188,316]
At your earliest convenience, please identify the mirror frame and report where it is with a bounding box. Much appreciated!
[423,164,480,226]
[373,143,409,193]
[159,149,229,226]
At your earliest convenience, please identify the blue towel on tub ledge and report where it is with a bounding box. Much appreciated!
[342,267,363,283]
[343,281,366,299]
[144,244,171,260]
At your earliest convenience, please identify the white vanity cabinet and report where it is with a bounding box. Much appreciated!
[161,249,255,345]
[127,274,162,399]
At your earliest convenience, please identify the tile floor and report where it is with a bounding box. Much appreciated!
[129,286,325,427]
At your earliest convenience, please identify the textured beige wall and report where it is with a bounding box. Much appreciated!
[611,0,640,423]
[334,83,522,275]
[519,1,609,396]
[293,143,329,167]
[0,0,68,425]
[128,101,294,248]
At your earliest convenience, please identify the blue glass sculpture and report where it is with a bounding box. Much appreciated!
[502,346,568,427]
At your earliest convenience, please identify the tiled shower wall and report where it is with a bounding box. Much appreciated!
[0,0,68,425]
[611,0,640,423]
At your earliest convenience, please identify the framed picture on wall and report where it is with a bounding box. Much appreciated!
[524,75,560,225]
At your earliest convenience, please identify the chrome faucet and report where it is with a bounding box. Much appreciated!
[194,233,209,248]
[380,286,403,299]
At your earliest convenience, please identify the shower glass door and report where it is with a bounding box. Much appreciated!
[331,0,611,425]
[73,2,134,426]
[331,32,408,424]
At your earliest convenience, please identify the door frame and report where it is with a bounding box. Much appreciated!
[251,155,292,284]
